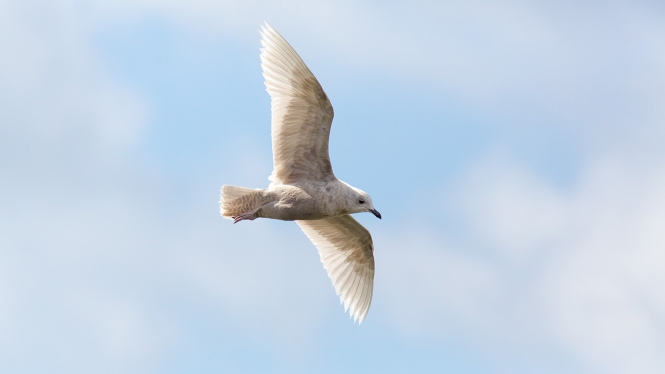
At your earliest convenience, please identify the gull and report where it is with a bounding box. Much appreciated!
[219,23,381,323]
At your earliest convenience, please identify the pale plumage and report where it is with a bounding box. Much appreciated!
[297,216,374,323]
[220,23,380,324]
[260,23,335,185]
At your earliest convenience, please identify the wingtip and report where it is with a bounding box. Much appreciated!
[258,22,280,54]
[260,22,275,37]
[258,22,270,40]
[351,309,366,325]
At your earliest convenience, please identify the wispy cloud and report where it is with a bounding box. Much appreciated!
[89,0,665,151]
[2,0,665,373]
[381,154,665,373]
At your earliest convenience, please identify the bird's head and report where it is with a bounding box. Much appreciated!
[347,187,381,219]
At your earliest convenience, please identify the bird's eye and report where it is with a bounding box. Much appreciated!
[359,199,365,204]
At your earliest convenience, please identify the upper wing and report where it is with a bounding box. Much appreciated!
[296,215,375,323]
[260,23,335,185]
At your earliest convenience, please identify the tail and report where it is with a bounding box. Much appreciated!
[219,185,265,219]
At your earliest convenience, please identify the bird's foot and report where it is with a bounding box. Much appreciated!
[233,211,259,224]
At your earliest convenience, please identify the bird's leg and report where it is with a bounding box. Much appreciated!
[232,207,261,224]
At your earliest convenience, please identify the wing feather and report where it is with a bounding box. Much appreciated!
[354,268,368,315]
[296,215,375,323]
[260,23,335,185]
[345,269,362,312]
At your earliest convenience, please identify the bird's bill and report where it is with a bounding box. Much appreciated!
[370,209,381,219]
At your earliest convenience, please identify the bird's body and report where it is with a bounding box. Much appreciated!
[220,23,380,323]
[222,180,367,221]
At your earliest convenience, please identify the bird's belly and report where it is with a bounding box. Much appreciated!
[260,200,329,221]
[259,184,342,221]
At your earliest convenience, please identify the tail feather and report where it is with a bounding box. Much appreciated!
[219,185,265,219]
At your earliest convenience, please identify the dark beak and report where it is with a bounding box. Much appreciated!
[370,209,382,219]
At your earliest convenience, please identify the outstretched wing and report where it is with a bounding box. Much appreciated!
[260,23,335,185]
[296,215,375,323]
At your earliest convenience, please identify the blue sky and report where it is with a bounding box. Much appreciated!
[2,1,665,373]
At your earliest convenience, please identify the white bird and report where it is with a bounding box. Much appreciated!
[220,23,380,323]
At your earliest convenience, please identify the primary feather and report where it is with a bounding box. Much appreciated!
[297,215,375,323]
[260,23,335,185]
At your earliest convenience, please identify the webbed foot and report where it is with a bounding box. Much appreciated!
[232,209,260,224]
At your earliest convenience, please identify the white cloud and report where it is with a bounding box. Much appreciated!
[3,0,665,372]
[452,150,570,259]
[0,1,145,153]
[378,229,503,337]
[0,1,331,370]
[381,154,665,373]
[543,159,665,373]
[85,0,665,154]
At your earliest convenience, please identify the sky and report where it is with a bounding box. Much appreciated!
[1,0,665,373]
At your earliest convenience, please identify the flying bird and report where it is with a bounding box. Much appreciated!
[219,23,381,323]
